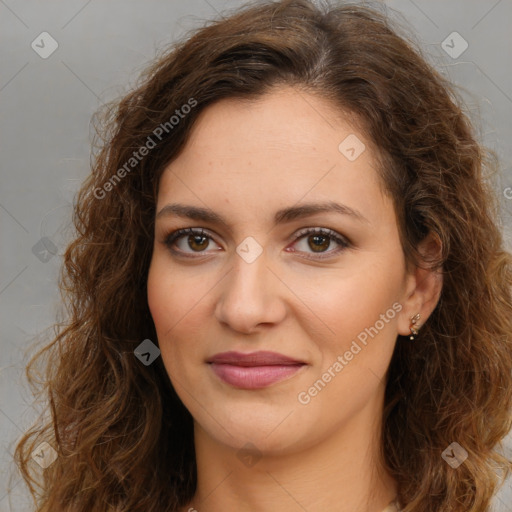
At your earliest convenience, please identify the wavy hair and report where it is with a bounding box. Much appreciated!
[13,0,512,510]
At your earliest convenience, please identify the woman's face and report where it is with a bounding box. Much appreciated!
[148,86,416,454]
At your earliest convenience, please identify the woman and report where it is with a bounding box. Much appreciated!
[14,0,512,511]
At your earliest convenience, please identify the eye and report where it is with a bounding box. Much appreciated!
[163,228,221,257]
[162,227,350,260]
[288,227,350,260]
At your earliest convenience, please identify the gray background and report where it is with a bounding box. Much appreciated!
[1,0,511,510]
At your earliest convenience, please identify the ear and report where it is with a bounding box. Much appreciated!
[397,231,443,338]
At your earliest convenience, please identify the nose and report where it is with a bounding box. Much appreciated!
[214,247,287,334]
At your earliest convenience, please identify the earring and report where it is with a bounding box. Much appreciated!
[409,313,421,340]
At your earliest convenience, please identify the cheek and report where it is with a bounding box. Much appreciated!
[147,258,173,333]
[147,256,210,368]
[297,262,403,346]
[297,274,401,418]
[147,258,191,365]
[147,255,198,334]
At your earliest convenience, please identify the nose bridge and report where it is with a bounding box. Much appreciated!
[225,245,271,305]
[215,243,285,332]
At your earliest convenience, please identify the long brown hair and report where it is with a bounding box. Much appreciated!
[13,1,512,510]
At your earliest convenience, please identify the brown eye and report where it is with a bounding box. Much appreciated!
[164,228,220,256]
[187,233,210,252]
[290,227,350,260]
[307,234,331,252]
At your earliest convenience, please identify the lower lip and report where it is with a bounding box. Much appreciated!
[209,363,304,389]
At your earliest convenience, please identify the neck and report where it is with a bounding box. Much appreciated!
[182,392,397,512]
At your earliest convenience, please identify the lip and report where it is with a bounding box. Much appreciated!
[207,351,306,389]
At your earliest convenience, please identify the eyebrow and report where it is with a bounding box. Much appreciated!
[156,201,369,228]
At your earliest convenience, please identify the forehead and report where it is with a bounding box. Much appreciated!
[156,87,391,227]
[174,87,369,164]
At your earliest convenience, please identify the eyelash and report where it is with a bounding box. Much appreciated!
[162,227,351,261]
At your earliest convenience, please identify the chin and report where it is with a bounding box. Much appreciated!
[194,403,313,455]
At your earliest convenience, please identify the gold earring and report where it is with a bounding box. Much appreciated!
[409,313,421,340]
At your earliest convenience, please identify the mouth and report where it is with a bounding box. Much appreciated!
[207,351,306,389]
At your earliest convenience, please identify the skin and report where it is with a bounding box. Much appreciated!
[147,86,442,512]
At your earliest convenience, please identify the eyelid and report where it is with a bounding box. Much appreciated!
[290,226,350,245]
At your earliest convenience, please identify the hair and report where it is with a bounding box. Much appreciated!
[12,0,512,510]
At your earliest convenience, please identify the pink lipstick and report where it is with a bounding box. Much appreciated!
[207,351,306,389]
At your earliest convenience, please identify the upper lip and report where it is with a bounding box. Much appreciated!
[207,351,305,366]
